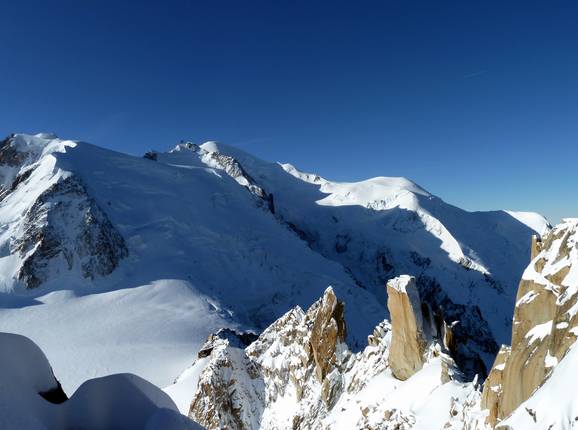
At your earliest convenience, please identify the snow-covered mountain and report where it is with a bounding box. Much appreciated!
[0,133,552,429]
[179,219,578,430]
[151,139,549,375]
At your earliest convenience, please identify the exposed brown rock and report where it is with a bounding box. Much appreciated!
[307,287,347,383]
[530,234,542,260]
[189,333,263,430]
[481,345,511,428]
[482,219,578,427]
[189,282,465,429]
[386,275,428,380]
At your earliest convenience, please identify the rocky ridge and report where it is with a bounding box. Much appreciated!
[183,219,578,430]
[13,175,128,289]
[187,277,473,430]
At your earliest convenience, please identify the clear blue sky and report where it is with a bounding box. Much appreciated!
[1,1,576,223]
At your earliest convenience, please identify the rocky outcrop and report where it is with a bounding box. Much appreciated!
[387,275,428,380]
[387,275,460,381]
[0,134,38,200]
[308,287,347,383]
[480,345,510,427]
[482,219,578,427]
[188,282,464,430]
[189,287,352,429]
[189,330,264,430]
[12,176,128,289]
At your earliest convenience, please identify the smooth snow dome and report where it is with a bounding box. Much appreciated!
[0,280,236,393]
[317,176,431,208]
[0,332,203,430]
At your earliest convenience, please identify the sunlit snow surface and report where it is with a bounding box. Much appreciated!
[0,332,203,430]
[0,133,548,416]
[0,134,385,394]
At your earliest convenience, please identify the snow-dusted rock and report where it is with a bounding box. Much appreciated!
[155,141,275,212]
[0,133,127,290]
[188,284,475,429]
[189,331,265,429]
[482,219,578,427]
[13,175,127,289]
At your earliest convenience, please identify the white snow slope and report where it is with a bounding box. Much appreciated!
[0,133,548,405]
[0,331,202,430]
[156,141,549,353]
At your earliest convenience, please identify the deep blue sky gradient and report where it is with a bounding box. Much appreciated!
[1,0,576,222]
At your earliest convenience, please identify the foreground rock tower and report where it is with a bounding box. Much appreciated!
[482,218,578,427]
[386,275,429,380]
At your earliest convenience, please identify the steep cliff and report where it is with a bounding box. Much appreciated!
[482,218,578,427]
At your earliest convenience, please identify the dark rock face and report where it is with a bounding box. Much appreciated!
[204,150,274,211]
[197,329,259,359]
[0,135,35,201]
[0,134,28,167]
[12,176,128,289]
[143,151,158,161]
[416,275,498,380]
